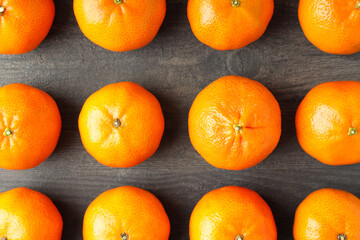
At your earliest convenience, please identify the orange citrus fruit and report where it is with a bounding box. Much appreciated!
[78,82,164,168]
[73,0,166,52]
[296,81,360,165]
[299,0,360,55]
[83,186,170,240]
[190,186,277,240]
[187,0,274,50]
[0,187,63,240]
[293,188,360,240]
[188,75,281,170]
[0,0,55,54]
[0,83,62,170]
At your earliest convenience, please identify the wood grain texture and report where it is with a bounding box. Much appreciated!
[0,0,359,239]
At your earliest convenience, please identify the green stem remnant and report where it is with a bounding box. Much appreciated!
[338,234,347,240]
[114,0,123,4]
[235,235,244,240]
[0,6,4,16]
[113,118,121,128]
[348,127,358,136]
[356,1,360,9]
[3,128,13,137]
[233,124,242,132]
[121,233,128,240]
[232,0,241,7]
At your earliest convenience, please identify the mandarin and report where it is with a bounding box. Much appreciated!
[299,0,360,55]
[0,0,55,54]
[187,0,274,50]
[0,83,62,170]
[190,186,277,240]
[188,76,281,170]
[294,188,360,240]
[83,186,170,240]
[296,81,360,165]
[0,187,63,240]
[79,82,164,168]
[74,0,166,52]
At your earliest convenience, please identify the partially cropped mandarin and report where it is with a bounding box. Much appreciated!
[296,81,360,165]
[187,0,274,50]
[73,0,166,52]
[0,187,63,240]
[0,83,62,170]
[190,186,277,240]
[188,76,281,170]
[78,82,164,168]
[299,0,360,55]
[0,0,55,54]
[293,188,360,240]
[83,186,170,240]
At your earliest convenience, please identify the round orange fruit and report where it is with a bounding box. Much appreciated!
[187,0,274,50]
[299,0,360,55]
[188,75,281,170]
[83,186,170,240]
[0,187,63,240]
[296,81,360,165]
[190,186,277,240]
[293,188,360,240]
[0,83,62,170]
[78,82,164,168]
[73,0,166,52]
[0,0,55,54]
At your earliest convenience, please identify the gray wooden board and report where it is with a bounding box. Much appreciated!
[0,0,359,239]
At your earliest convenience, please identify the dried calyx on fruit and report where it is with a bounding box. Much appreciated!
[232,0,241,7]
[121,233,128,240]
[356,1,360,9]
[338,234,347,240]
[235,235,244,240]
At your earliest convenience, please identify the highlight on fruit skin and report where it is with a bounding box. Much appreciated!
[189,186,277,240]
[187,0,274,50]
[296,81,360,166]
[73,0,166,52]
[83,186,170,240]
[293,188,360,240]
[0,187,63,240]
[188,75,281,170]
[0,0,55,54]
[78,82,165,168]
[298,0,360,55]
[0,83,62,170]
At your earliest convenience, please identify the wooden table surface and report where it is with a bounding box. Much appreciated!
[0,0,359,239]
